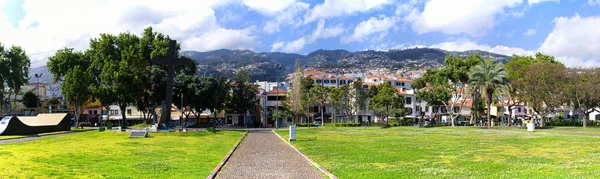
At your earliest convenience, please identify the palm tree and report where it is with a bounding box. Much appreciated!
[468,61,509,128]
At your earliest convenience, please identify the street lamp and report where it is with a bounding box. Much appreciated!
[34,73,43,109]
[180,93,184,131]
[274,64,282,129]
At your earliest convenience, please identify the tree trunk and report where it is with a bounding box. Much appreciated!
[450,114,455,127]
[120,105,128,127]
[583,111,588,128]
[386,105,389,126]
[486,102,491,129]
[75,104,80,128]
[320,103,324,126]
[508,106,513,127]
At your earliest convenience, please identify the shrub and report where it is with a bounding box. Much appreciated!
[333,122,361,127]
[106,121,113,129]
[207,127,216,133]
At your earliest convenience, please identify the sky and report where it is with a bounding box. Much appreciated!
[1,0,599,68]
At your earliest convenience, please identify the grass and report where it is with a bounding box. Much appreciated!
[129,123,152,129]
[0,130,245,178]
[277,126,600,178]
[0,128,91,140]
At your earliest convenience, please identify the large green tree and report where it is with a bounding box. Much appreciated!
[310,84,332,126]
[61,66,93,128]
[467,60,509,128]
[369,82,403,126]
[563,68,600,127]
[0,44,31,113]
[225,70,258,127]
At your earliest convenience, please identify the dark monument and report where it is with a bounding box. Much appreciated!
[0,113,71,135]
[152,40,191,129]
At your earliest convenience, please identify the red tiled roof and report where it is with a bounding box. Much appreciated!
[304,70,326,76]
[266,88,287,95]
[396,78,412,82]
[362,82,378,86]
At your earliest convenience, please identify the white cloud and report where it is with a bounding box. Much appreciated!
[528,0,559,5]
[263,1,310,34]
[243,0,297,16]
[428,39,535,56]
[538,14,600,67]
[303,0,393,24]
[342,15,397,43]
[589,0,600,5]
[271,20,344,52]
[404,0,522,37]
[523,29,536,36]
[0,0,256,67]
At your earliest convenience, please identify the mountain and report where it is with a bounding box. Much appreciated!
[29,48,511,83]
[180,48,511,81]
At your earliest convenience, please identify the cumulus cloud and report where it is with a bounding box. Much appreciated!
[428,39,535,56]
[262,1,310,34]
[0,0,257,67]
[404,0,522,37]
[271,20,344,52]
[589,0,600,5]
[523,29,536,36]
[303,0,393,24]
[342,15,398,43]
[538,14,600,67]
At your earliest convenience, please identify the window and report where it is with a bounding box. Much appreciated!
[127,109,132,115]
[330,80,336,84]
[441,107,447,113]
[93,110,98,115]
[339,80,346,85]
[324,80,330,83]
[433,106,439,113]
[363,85,368,89]
[348,80,353,83]
[453,107,460,113]
[402,82,405,86]
[316,80,322,83]
[395,82,401,86]
[517,107,522,113]
[405,97,412,104]
[373,79,377,82]
[110,109,119,115]
[88,110,93,115]
[425,106,429,112]
[402,88,407,92]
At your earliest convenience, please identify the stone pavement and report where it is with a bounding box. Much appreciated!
[216,130,323,179]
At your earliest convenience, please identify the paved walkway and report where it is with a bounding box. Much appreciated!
[216,131,323,179]
[0,132,75,145]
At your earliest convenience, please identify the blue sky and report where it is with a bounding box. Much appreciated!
[1,0,600,67]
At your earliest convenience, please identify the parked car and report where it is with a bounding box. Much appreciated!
[314,121,322,126]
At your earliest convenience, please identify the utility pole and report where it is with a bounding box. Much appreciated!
[275,64,282,129]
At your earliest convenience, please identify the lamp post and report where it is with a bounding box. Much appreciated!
[180,93,184,131]
[274,64,282,129]
[34,73,43,110]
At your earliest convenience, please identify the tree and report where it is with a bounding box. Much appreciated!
[415,55,481,126]
[329,87,343,123]
[22,90,39,108]
[288,59,306,124]
[393,107,410,125]
[225,70,258,127]
[310,85,332,126]
[61,66,93,128]
[345,78,368,123]
[369,82,402,126]
[1,44,31,114]
[520,62,566,128]
[300,76,315,124]
[563,68,600,127]
[467,60,509,128]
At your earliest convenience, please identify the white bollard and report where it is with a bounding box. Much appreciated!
[527,123,535,132]
[289,125,296,141]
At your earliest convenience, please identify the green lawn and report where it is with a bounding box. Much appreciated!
[277,126,600,178]
[0,130,245,178]
[129,123,152,129]
[0,128,91,140]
